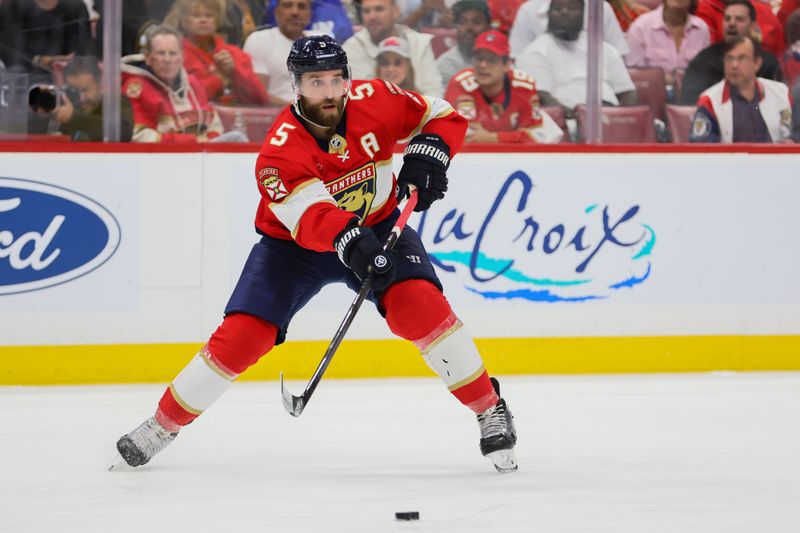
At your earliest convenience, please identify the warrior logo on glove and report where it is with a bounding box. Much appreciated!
[397,133,451,212]
[333,223,396,292]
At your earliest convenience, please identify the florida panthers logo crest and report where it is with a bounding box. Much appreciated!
[326,163,377,220]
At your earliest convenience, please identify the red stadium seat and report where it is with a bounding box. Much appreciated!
[212,104,283,143]
[627,66,667,119]
[665,104,696,143]
[419,27,457,58]
[540,105,569,142]
[672,67,686,98]
[575,104,657,143]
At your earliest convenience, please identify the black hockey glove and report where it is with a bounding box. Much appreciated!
[334,222,396,292]
[396,133,450,212]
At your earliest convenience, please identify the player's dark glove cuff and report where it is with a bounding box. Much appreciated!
[333,222,396,292]
[397,133,450,212]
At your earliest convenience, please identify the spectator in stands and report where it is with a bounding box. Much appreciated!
[244,0,318,107]
[343,0,443,96]
[516,0,637,115]
[783,9,800,87]
[375,36,418,91]
[690,35,792,142]
[50,56,134,141]
[791,80,800,142]
[122,24,239,143]
[167,0,268,105]
[262,0,354,43]
[231,0,265,43]
[436,0,491,85]
[696,0,784,56]
[487,0,525,33]
[625,0,709,85]
[94,1,174,57]
[3,0,94,78]
[400,0,453,29]
[445,30,563,143]
[680,0,782,103]
[607,0,649,32]
[778,0,798,27]
[508,0,629,59]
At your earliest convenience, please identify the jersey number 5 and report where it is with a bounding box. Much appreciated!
[269,122,297,146]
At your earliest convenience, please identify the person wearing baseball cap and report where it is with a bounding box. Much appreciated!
[444,29,564,143]
[376,36,417,91]
[437,0,492,85]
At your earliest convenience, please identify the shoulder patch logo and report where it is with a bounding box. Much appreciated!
[780,108,792,130]
[125,80,142,99]
[455,96,477,120]
[258,167,279,179]
[261,174,288,201]
[692,115,710,137]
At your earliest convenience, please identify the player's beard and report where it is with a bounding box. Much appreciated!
[300,95,345,129]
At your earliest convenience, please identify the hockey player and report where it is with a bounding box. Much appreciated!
[445,30,563,144]
[115,35,518,473]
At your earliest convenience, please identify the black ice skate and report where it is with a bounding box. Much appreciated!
[114,416,178,468]
[477,378,518,473]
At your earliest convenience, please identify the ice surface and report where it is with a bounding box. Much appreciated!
[1,373,798,532]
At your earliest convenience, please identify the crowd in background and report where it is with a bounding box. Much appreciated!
[0,0,797,143]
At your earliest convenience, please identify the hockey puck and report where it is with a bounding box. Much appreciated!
[395,511,420,521]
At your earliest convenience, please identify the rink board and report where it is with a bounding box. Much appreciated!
[1,145,799,384]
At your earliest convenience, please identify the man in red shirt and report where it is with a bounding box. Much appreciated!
[695,0,785,56]
[122,24,226,142]
[445,30,563,143]
[115,35,519,474]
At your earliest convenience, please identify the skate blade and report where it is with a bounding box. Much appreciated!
[487,449,518,473]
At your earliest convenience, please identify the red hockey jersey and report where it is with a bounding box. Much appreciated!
[182,36,268,106]
[121,57,224,143]
[444,67,563,144]
[253,79,467,252]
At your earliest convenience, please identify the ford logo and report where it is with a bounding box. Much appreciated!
[0,177,121,295]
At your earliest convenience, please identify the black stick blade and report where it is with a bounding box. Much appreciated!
[280,372,305,417]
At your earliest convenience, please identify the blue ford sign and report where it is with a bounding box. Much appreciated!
[0,177,121,295]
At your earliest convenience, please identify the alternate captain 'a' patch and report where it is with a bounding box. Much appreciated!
[326,162,376,220]
[260,169,288,201]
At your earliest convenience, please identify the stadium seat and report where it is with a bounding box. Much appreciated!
[419,27,457,58]
[212,104,283,143]
[627,66,667,119]
[665,104,696,143]
[540,105,568,142]
[575,104,657,143]
[672,67,686,99]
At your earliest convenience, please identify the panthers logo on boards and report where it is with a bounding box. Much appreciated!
[326,163,376,220]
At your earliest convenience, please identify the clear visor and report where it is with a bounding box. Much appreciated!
[293,67,352,100]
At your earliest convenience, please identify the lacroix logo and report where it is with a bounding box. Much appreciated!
[0,178,121,295]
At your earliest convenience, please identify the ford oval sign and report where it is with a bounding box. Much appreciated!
[0,177,121,295]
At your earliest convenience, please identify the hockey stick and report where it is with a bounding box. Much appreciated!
[280,189,419,417]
